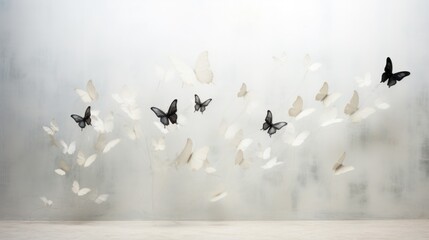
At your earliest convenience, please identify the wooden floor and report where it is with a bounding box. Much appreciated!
[0,220,428,240]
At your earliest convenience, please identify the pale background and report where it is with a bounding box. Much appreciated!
[0,0,428,220]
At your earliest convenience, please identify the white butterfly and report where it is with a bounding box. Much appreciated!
[42,119,59,136]
[245,100,260,114]
[112,85,137,104]
[175,138,210,171]
[205,166,217,174]
[355,73,372,88]
[102,138,121,154]
[261,157,284,169]
[374,98,390,110]
[273,51,287,62]
[283,124,310,146]
[237,83,248,98]
[257,147,271,160]
[344,91,375,122]
[304,54,322,72]
[120,103,142,120]
[91,112,114,133]
[320,107,344,127]
[40,197,53,207]
[170,51,213,85]
[54,160,70,176]
[223,124,241,140]
[210,191,227,202]
[194,51,214,84]
[237,138,253,151]
[112,86,142,120]
[235,150,251,168]
[125,124,142,140]
[155,65,175,83]
[60,140,76,155]
[152,137,166,151]
[75,80,98,103]
[72,180,91,196]
[76,151,97,168]
[94,194,109,204]
[288,96,315,120]
[332,152,354,175]
[315,82,342,107]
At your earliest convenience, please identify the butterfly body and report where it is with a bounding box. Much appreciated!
[261,110,287,137]
[71,106,91,131]
[194,94,212,113]
[381,57,410,88]
[151,99,178,127]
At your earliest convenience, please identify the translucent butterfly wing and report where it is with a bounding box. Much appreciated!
[272,122,287,130]
[152,137,166,151]
[194,94,201,111]
[170,56,198,85]
[190,146,210,171]
[75,80,98,103]
[194,51,213,84]
[288,96,303,117]
[237,138,253,151]
[356,73,372,88]
[94,194,109,204]
[333,152,354,175]
[40,197,53,207]
[258,147,271,160]
[72,180,91,196]
[344,91,359,115]
[296,108,315,120]
[102,138,121,153]
[175,138,193,166]
[237,83,248,97]
[332,152,346,171]
[261,157,283,169]
[84,154,97,167]
[320,108,344,127]
[86,80,98,101]
[60,140,76,155]
[292,131,310,146]
[350,107,375,122]
[210,191,227,202]
[315,82,328,101]
[265,110,273,125]
[151,107,169,126]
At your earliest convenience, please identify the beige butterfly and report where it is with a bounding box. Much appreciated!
[75,80,98,103]
[315,82,342,107]
[170,51,213,85]
[288,96,315,120]
[344,90,375,122]
[332,152,354,175]
[237,83,248,98]
[175,138,210,171]
[72,180,91,196]
[76,151,97,168]
[54,160,70,176]
[210,191,227,202]
[235,150,251,168]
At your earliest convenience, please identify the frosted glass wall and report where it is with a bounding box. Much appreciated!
[0,0,428,220]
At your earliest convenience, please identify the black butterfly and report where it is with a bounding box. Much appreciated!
[151,99,178,127]
[194,94,212,113]
[261,110,287,137]
[381,57,410,88]
[71,106,91,131]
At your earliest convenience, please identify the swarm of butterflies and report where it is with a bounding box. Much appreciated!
[40,53,410,208]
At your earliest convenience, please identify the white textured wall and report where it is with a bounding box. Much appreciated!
[0,0,428,220]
